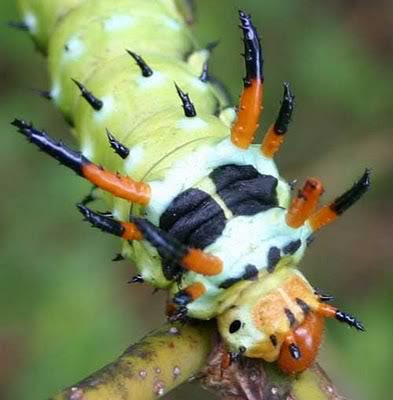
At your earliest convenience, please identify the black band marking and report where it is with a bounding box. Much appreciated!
[72,79,103,111]
[282,239,301,255]
[229,320,242,334]
[274,82,295,135]
[267,246,281,273]
[238,10,263,86]
[174,83,197,117]
[127,50,153,77]
[12,119,89,176]
[160,188,226,249]
[210,164,278,217]
[331,169,371,215]
[106,129,130,159]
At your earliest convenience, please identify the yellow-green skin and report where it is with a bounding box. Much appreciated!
[18,1,312,343]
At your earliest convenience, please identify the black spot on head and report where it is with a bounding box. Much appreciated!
[289,343,301,360]
[267,247,281,272]
[239,346,247,354]
[229,320,242,334]
[270,334,278,347]
[282,239,301,255]
[210,164,278,216]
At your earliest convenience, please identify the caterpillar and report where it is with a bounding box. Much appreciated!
[12,0,370,374]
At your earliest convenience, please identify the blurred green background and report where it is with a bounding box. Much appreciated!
[0,1,392,399]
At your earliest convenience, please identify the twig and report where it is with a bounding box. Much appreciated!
[50,321,345,400]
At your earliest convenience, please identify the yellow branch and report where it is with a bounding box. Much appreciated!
[51,321,345,400]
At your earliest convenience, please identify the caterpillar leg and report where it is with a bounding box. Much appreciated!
[261,82,295,158]
[308,169,371,231]
[12,119,150,205]
[286,178,324,228]
[231,11,264,149]
[167,282,206,322]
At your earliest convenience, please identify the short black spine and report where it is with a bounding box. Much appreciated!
[331,169,371,215]
[72,79,103,111]
[238,10,263,86]
[274,82,295,134]
[129,275,144,284]
[126,50,153,77]
[199,62,209,82]
[32,88,53,101]
[11,119,88,175]
[106,129,130,159]
[174,83,197,117]
[112,253,124,262]
[77,204,125,238]
[8,21,29,31]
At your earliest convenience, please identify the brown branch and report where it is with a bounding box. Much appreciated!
[50,321,346,400]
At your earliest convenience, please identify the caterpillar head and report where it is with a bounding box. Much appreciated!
[217,268,364,374]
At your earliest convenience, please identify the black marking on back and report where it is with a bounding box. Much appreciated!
[243,264,258,280]
[219,264,258,289]
[282,239,301,255]
[210,164,278,216]
[270,334,278,347]
[267,246,281,272]
[160,188,226,249]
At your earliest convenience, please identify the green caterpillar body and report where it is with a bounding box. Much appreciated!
[16,0,368,372]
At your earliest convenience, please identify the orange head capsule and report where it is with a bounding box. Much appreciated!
[277,312,325,374]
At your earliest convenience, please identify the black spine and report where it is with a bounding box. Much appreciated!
[112,253,124,262]
[238,10,263,86]
[284,308,296,327]
[199,62,209,82]
[274,82,295,135]
[72,79,103,111]
[131,217,187,262]
[173,291,192,306]
[32,88,53,100]
[106,129,130,159]
[126,50,153,77]
[174,83,197,117]
[336,310,365,331]
[77,204,125,237]
[8,21,29,31]
[11,119,88,175]
[331,169,371,215]
[129,275,144,284]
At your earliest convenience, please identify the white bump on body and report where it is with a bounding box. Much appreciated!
[104,15,135,31]
[63,36,85,61]
[94,95,114,122]
[136,71,166,89]
[176,117,208,131]
[125,145,145,174]
[24,12,37,33]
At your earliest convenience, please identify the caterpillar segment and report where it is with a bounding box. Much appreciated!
[14,0,371,375]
